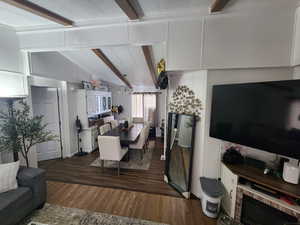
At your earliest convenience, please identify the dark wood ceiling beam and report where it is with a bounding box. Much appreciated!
[92,49,132,89]
[142,46,158,89]
[210,0,231,13]
[115,1,158,89]
[2,0,73,26]
[114,0,139,20]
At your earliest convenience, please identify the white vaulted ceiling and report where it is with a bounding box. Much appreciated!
[60,45,156,87]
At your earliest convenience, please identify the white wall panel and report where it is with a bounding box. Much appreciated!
[167,19,202,71]
[19,31,65,50]
[202,13,294,68]
[129,21,168,45]
[65,24,129,47]
[0,26,22,73]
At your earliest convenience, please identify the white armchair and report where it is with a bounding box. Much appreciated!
[129,126,147,159]
[99,124,111,135]
[98,136,128,176]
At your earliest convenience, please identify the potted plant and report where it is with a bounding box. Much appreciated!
[0,100,57,167]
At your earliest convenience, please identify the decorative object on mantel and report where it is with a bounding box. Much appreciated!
[82,81,92,89]
[111,105,123,114]
[0,100,57,167]
[21,203,168,225]
[157,59,168,89]
[169,85,202,119]
[90,80,101,89]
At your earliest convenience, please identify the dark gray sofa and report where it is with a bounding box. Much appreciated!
[0,167,47,225]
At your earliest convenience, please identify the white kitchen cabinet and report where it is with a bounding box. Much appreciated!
[220,163,238,218]
[76,90,112,129]
[166,19,202,71]
[0,71,28,98]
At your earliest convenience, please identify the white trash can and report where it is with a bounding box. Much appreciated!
[200,177,225,218]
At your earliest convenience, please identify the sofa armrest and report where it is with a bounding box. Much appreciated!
[17,167,47,208]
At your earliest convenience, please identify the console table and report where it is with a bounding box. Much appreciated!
[220,163,300,223]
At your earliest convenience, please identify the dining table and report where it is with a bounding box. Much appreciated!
[104,123,144,146]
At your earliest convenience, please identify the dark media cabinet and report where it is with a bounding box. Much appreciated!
[220,163,300,225]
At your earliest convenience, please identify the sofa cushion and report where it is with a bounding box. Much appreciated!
[0,161,19,194]
[0,187,34,225]
[0,187,32,211]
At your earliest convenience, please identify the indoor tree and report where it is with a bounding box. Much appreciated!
[0,100,57,167]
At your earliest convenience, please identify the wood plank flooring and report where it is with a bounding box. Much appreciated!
[47,181,217,225]
[39,139,181,197]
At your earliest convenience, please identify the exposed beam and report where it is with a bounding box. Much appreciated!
[114,0,140,20]
[92,49,132,89]
[2,0,73,26]
[210,0,231,13]
[141,46,158,89]
[115,1,158,89]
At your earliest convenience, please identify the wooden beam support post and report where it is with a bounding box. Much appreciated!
[92,49,132,89]
[2,0,73,26]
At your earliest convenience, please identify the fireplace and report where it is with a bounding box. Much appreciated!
[241,195,297,225]
[235,185,300,224]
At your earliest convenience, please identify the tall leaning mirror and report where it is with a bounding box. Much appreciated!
[165,112,196,199]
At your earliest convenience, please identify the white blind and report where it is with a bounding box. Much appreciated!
[132,94,143,118]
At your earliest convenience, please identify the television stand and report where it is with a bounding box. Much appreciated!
[220,163,300,223]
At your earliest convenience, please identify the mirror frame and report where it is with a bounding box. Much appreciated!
[164,112,196,199]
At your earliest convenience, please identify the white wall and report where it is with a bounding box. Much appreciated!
[67,82,82,155]
[0,25,23,73]
[168,70,208,198]
[110,85,132,121]
[167,67,294,198]
[202,67,294,182]
[30,52,93,83]
[156,90,167,137]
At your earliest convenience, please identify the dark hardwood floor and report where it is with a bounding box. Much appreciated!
[39,139,181,197]
[47,181,217,225]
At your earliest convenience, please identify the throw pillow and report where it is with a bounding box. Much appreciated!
[0,160,19,194]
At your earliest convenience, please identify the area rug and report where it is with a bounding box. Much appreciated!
[90,149,153,170]
[20,203,168,225]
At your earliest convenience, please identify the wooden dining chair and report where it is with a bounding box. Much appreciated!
[129,126,148,160]
[98,136,128,176]
[99,124,111,135]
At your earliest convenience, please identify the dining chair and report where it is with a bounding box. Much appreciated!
[110,120,119,129]
[99,123,111,135]
[144,123,151,151]
[129,126,147,160]
[98,136,128,176]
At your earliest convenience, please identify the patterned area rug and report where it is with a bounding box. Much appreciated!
[21,204,168,225]
[90,149,153,170]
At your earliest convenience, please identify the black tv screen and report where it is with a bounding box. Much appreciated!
[210,80,300,159]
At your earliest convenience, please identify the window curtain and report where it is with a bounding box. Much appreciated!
[131,93,157,126]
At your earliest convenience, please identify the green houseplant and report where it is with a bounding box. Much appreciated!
[0,100,57,167]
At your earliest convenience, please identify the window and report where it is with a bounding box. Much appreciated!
[132,94,143,118]
[132,94,157,125]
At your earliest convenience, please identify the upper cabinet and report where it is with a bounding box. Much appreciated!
[202,13,293,69]
[166,19,203,71]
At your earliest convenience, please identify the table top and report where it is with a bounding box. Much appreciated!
[104,123,144,145]
[224,163,300,199]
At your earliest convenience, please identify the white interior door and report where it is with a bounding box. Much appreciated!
[31,87,62,161]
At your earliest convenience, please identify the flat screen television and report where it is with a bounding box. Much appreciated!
[210,79,300,159]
